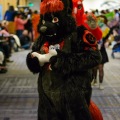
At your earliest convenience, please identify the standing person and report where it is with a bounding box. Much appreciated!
[24,9,33,41]
[32,10,40,41]
[111,28,120,58]
[92,38,109,89]
[4,5,17,34]
[92,16,109,89]
[106,9,120,39]
[108,9,119,30]
[26,0,102,119]
[14,12,28,38]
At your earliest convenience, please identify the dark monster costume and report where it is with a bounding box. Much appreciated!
[26,0,102,119]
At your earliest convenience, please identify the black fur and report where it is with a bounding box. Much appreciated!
[38,12,76,43]
[27,6,77,74]
[26,53,41,74]
[26,0,102,120]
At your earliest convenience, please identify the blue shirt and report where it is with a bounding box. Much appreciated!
[4,11,16,21]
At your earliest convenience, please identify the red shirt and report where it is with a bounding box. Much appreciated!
[14,17,28,30]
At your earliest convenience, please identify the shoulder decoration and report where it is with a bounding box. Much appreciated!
[83,30,97,50]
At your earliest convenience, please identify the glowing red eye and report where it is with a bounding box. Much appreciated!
[52,17,59,23]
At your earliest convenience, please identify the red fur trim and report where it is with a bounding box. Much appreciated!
[42,41,64,53]
[89,101,103,120]
[60,41,64,49]
[72,0,84,26]
[40,0,64,15]
[42,42,49,53]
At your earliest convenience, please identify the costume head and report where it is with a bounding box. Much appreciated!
[72,0,84,26]
[38,0,76,44]
[27,0,76,73]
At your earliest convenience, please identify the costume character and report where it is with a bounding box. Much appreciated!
[72,0,103,118]
[72,0,102,41]
[26,0,102,119]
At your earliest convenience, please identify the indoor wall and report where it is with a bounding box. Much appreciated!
[0,0,27,19]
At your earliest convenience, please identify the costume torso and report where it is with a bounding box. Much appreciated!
[37,30,93,120]
[26,0,103,119]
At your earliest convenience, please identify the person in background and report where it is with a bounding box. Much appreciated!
[0,22,13,62]
[32,10,40,41]
[107,9,120,38]
[24,9,33,42]
[0,50,7,73]
[0,37,13,65]
[4,5,17,34]
[19,30,31,49]
[111,28,120,58]
[92,38,109,90]
[92,15,109,89]
[14,12,28,38]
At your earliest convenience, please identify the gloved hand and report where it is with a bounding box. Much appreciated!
[49,49,64,70]
[31,45,57,66]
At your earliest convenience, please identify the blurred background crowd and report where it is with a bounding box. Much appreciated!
[0,5,40,73]
[0,3,120,76]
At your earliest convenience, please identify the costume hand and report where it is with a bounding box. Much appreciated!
[49,49,63,70]
[49,56,57,64]
[31,46,57,66]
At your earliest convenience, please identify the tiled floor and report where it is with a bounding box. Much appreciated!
[92,49,120,120]
[0,49,120,120]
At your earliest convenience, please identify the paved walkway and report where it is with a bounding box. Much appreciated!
[0,48,120,120]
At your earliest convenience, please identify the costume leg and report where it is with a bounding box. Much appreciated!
[98,64,104,89]
[92,66,98,85]
[65,89,92,120]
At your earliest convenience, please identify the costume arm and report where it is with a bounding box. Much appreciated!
[50,49,101,75]
[26,36,44,74]
[50,31,101,75]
